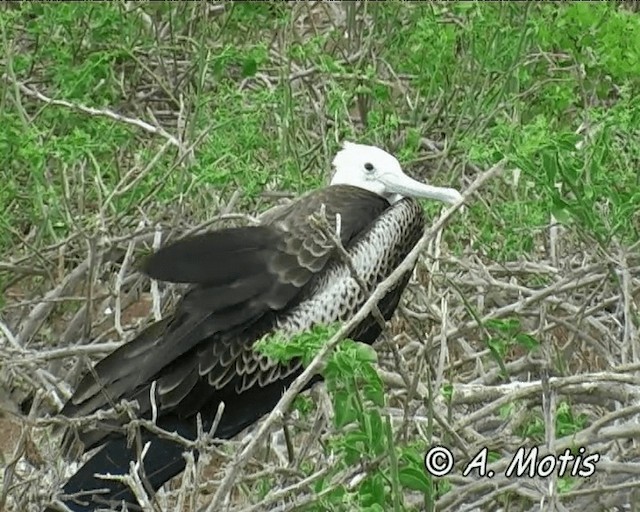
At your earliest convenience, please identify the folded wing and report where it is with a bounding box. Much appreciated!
[60,185,390,450]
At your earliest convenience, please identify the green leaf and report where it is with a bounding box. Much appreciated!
[242,57,258,77]
[358,474,386,508]
[363,382,385,408]
[353,342,378,363]
[542,150,558,183]
[551,205,573,225]
[486,337,506,359]
[485,318,520,334]
[441,383,454,402]
[333,390,357,428]
[365,410,384,454]
[399,466,431,494]
[488,450,502,463]
[515,333,540,351]
[343,431,370,464]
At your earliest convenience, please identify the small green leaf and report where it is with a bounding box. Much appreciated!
[365,410,384,454]
[542,151,558,183]
[363,382,384,407]
[333,390,356,428]
[551,205,573,225]
[515,333,540,351]
[441,383,454,402]
[486,337,506,359]
[485,318,520,333]
[488,450,502,463]
[399,466,431,493]
[358,474,386,508]
[242,57,258,77]
[292,395,314,416]
[353,342,378,363]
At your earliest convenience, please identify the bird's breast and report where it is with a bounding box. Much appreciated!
[274,198,424,335]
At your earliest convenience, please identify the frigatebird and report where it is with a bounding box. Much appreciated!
[46,142,462,511]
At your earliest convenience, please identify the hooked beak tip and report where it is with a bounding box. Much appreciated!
[446,190,464,204]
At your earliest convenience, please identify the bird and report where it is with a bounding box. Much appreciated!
[45,141,462,511]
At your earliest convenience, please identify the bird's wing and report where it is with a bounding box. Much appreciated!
[148,186,393,411]
[60,186,390,429]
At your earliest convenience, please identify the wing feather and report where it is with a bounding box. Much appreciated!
[142,226,279,285]
[61,185,391,451]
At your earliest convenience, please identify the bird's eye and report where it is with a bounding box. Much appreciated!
[364,162,374,172]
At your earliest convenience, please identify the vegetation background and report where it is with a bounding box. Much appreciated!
[0,2,639,511]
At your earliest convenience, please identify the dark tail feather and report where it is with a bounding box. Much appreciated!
[51,432,189,512]
[47,376,315,511]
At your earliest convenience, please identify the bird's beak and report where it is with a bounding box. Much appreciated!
[381,171,463,204]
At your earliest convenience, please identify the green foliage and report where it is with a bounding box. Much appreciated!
[255,323,340,367]
[483,317,540,379]
[515,401,589,443]
[2,3,639,258]
[258,325,447,510]
[555,401,589,438]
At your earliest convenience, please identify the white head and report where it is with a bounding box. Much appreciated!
[331,141,462,205]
